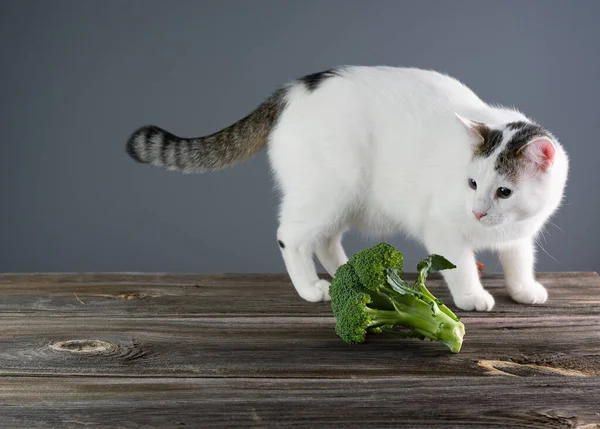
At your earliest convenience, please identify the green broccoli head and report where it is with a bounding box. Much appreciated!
[329,243,465,353]
[346,242,404,291]
[330,243,405,344]
[329,263,373,344]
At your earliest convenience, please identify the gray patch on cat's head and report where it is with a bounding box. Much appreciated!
[506,121,530,131]
[494,122,550,181]
[472,126,504,158]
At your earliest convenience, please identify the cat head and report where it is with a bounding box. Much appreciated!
[456,114,569,228]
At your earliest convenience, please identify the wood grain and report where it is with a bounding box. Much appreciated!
[0,377,599,428]
[0,272,599,428]
[0,272,598,317]
[0,314,599,377]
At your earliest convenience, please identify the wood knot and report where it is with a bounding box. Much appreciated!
[478,359,590,377]
[49,340,114,354]
[48,339,151,361]
[115,292,151,300]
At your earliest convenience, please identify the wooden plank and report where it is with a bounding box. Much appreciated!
[0,314,598,377]
[0,272,598,318]
[0,376,598,428]
[0,274,598,427]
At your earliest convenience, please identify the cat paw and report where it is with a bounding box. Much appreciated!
[297,280,331,302]
[315,279,331,301]
[508,281,548,304]
[453,289,495,311]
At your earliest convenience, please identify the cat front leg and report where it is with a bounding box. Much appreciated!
[424,232,495,311]
[499,237,548,304]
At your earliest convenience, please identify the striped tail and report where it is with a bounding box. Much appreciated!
[126,89,286,173]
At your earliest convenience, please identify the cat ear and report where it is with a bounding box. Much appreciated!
[455,113,486,145]
[519,137,556,172]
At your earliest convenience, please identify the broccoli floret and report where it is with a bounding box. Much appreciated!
[330,243,465,353]
[349,242,404,291]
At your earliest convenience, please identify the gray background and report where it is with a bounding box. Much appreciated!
[1,0,598,275]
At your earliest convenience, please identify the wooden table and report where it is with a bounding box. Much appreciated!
[0,272,599,428]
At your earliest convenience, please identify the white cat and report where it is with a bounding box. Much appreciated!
[127,66,569,311]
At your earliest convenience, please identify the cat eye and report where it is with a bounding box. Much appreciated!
[497,187,512,198]
[468,178,477,190]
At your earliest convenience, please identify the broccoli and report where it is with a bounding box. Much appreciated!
[329,243,465,353]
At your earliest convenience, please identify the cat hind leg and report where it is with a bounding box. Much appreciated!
[277,222,331,302]
[315,230,349,277]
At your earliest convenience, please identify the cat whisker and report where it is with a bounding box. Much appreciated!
[538,227,548,246]
[548,222,565,233]
[493,258,501,273]
[534,236,559,264]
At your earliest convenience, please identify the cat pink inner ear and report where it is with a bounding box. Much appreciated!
[455,113,484,144]
[523,137,556,171]
[455,113,476,129]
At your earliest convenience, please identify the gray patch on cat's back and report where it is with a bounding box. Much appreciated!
[495,122,549,180]
[298,70,339,92]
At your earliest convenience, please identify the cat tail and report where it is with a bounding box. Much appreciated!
[125,88,287,173]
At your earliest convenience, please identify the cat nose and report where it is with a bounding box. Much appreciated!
[473,211,487,220]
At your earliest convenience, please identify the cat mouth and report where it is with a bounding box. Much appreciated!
[478,217,505,228]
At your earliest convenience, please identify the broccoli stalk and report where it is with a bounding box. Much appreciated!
[329,243,465,353]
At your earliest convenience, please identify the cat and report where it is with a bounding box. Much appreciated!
[126,66,569,311]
